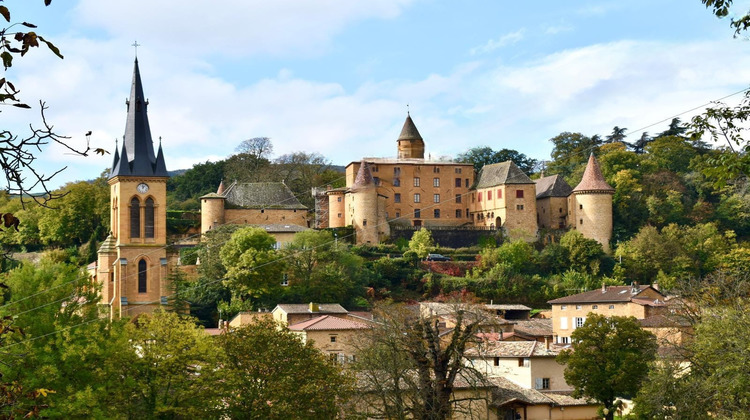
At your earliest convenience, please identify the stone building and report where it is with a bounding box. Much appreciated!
[96,59,171,318]
[534,174,572,231]
[567,153,615,252]
[200,180,309,235]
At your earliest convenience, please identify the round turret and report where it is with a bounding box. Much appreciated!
[200,192,226,234]
[570,154,614,253]
[351,161,379,244]
[396,113,425,159]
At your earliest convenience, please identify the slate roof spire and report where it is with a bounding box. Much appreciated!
[109,58,168,178]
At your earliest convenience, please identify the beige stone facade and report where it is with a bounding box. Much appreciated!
[536,196,568,230]
[472,183,538,241]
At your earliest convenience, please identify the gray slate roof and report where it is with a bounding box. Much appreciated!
[474,161,534,189]
[535,175,573,199]
[274,303,348,314]
[223,182,307,210]
[548,285,664,304]
[397,113,423,141]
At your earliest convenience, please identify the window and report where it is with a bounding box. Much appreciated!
[561,305,567,310]
[144,197,155,238]
[456,209,462,218]
[330,335,337,343]
[433,194,440,203]
[433,177,440,187]
[516,190,524,198]
[393,178,400,187]
[494,357,500,366]
[337,213,342,218]
[130,197,140,238]
[395,212,400,218]
[592,305,598,309]
[281,274,289,286]
[478,193,482,202]
[579,204,583,209]
[394,193,401,203]
[138,259,147,293]
[609,304,615,309]
[455,177,461,187]
[337,197,342,202]
[560,317,568,330]
[465,179,469,187]
[488,191,492,200]
[414,177,420,187]
[455,194,462,203]
[497,189,502,198]
[394,167,401,176]
[434,209,440,218]
[580,218,583,225]
[560,336,570,344]
[466,209,469,218]
[576,305,582,310]
[517,358,530,367]
[372,165,378,172]
[575,317,586,328]
[433,166,440,173]
[373,177,380,186]
[535,378,550,390]
[363,220,367,226]
[414,208,421,218]
[455,167,462,174]
[414,193,421,203]
[516,204,524,210]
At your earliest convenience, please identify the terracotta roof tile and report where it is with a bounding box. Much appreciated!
[512,319,553,337]
[274,303,348,314]
[352,160,375,190]
[466,340,568,358]
[547,285,663,304]
[572,153,614,193]
[288,315,371,331]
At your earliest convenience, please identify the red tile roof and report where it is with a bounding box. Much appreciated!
[548,285,664,304]
[572,153,614,193]
[288,315,371,331]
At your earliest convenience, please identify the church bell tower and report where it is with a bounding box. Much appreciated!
[97,58,170,318]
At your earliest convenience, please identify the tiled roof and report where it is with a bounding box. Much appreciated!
[274,303,348,314]
[288,315,371,331]
[348,158,471,166]
[254,224,309,233]
[547,285,664,304]
[474,161,534,188]
[535,174,573,199]
[352,160,375,190]
[513,319,553,337]
[466,340,568,358]
[397,114,423,141]
[639,314,691,328]
[223,181,307,210]
[484,304,532,311]
[572,153,614,193]
[489,377,595,408]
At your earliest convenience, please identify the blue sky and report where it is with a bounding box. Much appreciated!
[5,0,750,190]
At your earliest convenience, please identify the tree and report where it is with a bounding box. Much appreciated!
[167,159,225,206]
[350,302,489,420]
[456,146,537,174]
[218,318,348,419]
[0,1,94,207]
[702,0,750,36]
[407,227,433,260]
[220,226,285,309]
[557,313,657,420]
[605,126,628,144]
[546,132,601,180]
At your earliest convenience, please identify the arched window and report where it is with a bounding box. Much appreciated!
[145,198,155,238]
[130,197,141,238]
[138,259,147,293]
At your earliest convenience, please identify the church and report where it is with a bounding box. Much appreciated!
[96,59,171,318]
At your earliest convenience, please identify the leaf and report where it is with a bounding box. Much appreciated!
[38,36,63,59]
[12,103,31,109]
[45,0,52,5]
[21,22,37,28]
[94,148,111,156]
[0,6,9,23]
[1,51,12,69]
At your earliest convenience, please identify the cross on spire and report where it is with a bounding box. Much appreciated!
[132,40,141,57]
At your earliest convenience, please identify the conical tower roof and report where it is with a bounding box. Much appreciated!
[397,113,423,141]
[110,59,168,178]
[572,153,614,194]
[352,160,375,191]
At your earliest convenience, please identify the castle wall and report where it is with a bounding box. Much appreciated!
[346,161,474,228]
[472,184,537,241]
[536,196,568,230]
[352,186,378,244]
[222,208,308,228]
[328,192,346,228]
[200,197,225,234]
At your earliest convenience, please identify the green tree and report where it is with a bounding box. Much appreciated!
[456,146,537,174]
[218,318,348,419]
[559,230,605,274]
[37,179,109,248]
[702,0,750,35]
[167,159,225,206]
[220,226,285,308]
[407,228,434,260]
[557,314,657,420]
[546,132,601,180]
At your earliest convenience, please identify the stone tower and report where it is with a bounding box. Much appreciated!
[97,58,170,318]
[396,113,425,159]
[568,153,614,253]
[200,181,227,234]
[351,160,379,244]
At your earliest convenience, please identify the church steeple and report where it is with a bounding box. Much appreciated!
[109,58,168,178]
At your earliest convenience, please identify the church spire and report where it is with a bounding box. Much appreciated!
[111,58,167,178]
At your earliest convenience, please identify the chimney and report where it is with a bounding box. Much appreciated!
[602,282,607,293]
[632,281,639,293]
[309,302,319,313]
[326,184,332,191]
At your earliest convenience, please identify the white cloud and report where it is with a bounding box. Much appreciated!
[470,29,525,55]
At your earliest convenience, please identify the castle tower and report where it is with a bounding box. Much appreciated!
[98,58,170,318]
[396,113,425,159]
[200,181,227,234]
[568,153,614,253]
[351,160,379,244]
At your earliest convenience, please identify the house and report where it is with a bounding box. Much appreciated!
[547,284,667,344]
[489,377,599,420]
[200,181,309,234]
[466,341,571,393]
[288,315,371,363]
[271,302,349,326]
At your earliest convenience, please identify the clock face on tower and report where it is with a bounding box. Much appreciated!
[137,183,149,194]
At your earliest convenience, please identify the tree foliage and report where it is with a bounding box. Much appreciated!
[557,314,657,420]
[456,146,537,174]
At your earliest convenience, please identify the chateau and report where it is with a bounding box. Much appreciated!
[324,114,615,250]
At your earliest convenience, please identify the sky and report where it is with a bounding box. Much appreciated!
[5,0,750,191]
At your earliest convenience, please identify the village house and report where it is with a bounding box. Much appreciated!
[547,284,667,344]
[271,302,349,326]
[288,315,372,363]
